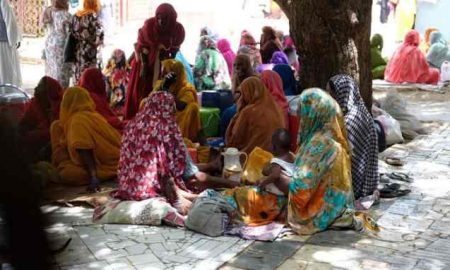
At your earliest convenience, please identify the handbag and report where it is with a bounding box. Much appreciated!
[64,33,77,63]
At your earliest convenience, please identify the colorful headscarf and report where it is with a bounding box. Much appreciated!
[34,76,64,121]
[114,91,188,201]
[59,87,97,129]
[75,0,100,17]
[199,35,217,50]
[289,88,354,235]
[427,32,450,69]
[159,59,195,96]
[328,75,379,199]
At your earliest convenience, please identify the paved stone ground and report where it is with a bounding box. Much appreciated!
[31,88,449,270]
[7,55,450,270]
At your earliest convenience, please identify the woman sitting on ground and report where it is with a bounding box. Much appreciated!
[384,30,439,85]
[260,70,289,128]
[328,75,379,201]
[371,34,387,80]
[113,91,198,214]
[79,67,124,130]
[226,77,284,154]
[222,89,375,234]
[152,59,201,142]
[420,27,438,54]
[193,35,231,90]
[427,31,450,70]
[273,64,297,96]
[51,87,121,191]
[19,76,63,162]
[220,54,258,136]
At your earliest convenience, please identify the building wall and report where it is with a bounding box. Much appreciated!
[416,0,450,40]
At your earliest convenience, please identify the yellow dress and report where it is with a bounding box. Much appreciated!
[51,87,122,185]
[396,0,417,42]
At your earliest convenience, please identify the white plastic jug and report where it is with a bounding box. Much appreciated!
[441,61,450,82]
[222,148,248,183]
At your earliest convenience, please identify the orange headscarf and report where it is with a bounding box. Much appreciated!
[76,0,100,17]
[420,27,438,53]
[226,77,285,154]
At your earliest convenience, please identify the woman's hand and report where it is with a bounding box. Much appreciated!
[162,72,177,90]
[87,176,101,193]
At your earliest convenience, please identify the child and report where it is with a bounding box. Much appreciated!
[258,128,296,196]
[103,49,130,117]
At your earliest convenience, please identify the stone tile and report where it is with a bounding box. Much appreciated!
[75,226,107,238]
[133,263,166,270]
[291,244,363,269]
[192,259,225,270]
[163,241,179,251]
[247,240,303,259]
[107,240,138,250]
[88,244,128,260]
[162,230,186,240]
[126,243,148,256]
[226,250,286,270]
[305,262,340,270]
[129,234,165,244]
[60,261,109,270]
[106,258,135,270]
[307,230,361,247]
[276,258,308,270]
[127,253,161,266]
[414,259,450,270]
[430,220,450,234]
[161,254,191,264]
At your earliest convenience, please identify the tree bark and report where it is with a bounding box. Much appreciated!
[275,0,373,108]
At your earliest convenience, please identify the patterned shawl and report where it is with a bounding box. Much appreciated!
[328,75,379,199]
[114,91,188,201]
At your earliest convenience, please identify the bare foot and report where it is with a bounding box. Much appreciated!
[174,195,192,215]
[161,175,178,205]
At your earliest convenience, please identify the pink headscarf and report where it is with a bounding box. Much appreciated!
[217,39,236,76]
[261,70,289,128]
[385,30,439,85]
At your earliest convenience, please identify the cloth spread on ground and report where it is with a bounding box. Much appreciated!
[50,87,122,185]
[226,77,285,154]
[384,30,439,85]
[328,75,379,199]
[226,222,285,241]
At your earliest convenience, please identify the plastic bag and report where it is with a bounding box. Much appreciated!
[379,91,423,139]
[375,111,404,146]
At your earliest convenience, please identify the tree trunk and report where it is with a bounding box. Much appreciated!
[275,0,373,108]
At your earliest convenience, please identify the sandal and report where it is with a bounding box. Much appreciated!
[387,172,412,183]
[384,157,405,167]
[379,183,411,198]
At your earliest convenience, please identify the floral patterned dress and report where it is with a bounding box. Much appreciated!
[112,91,189,201]
[71,13,104,83]
[44,10,72,88]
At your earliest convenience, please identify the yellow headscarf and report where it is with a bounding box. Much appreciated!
[58,87,121,163]
[76,0,100,17]
[155,59,193,95]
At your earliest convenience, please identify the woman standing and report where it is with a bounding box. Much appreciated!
[125,3,185,120]
[70,0,104,83]
[43,0,72,88]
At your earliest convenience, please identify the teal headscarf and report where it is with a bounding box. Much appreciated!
[427,32,450,69]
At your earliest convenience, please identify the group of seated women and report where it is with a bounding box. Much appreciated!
[19,60,379,234]
[374,28,450,84]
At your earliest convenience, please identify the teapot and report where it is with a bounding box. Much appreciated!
[222,148,248,182]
